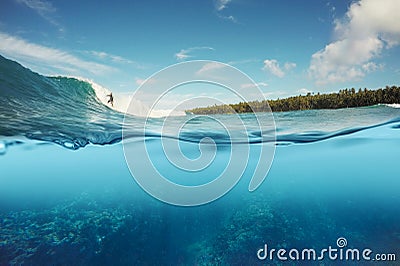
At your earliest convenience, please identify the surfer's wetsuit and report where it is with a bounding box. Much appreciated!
[107,93,114,107]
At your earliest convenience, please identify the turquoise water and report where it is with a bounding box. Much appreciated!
[1,55,400,264]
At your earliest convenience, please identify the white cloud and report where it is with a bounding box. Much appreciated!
[89,50,134,64]
[326,2,337,19]
[284,62,296,71]
[227,58,261,65]
[175,46,214,61]
[309,0,400,85]
[263,90,289,100]
[241,82,268,89]
[362,62,383,72]
[16,0,63,31]
[16,0,56,13]
[88,51,150,70]
[196,61,226,75]
[0,31,114,75]
[263,59,296,78]
[215,0,231,11]
[297,88,312,95]
[216,14,238,23]
[214,0,238,23]
[263,60,284,77]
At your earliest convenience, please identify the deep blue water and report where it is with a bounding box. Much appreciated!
[1,55,400,265]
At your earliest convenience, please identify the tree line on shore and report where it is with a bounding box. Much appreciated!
[186,85,400,114]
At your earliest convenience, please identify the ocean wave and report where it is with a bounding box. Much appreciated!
[384,103,400,108]
[0,55,124,148]
[1,55,400,153]
[0,55,186,150]
[67,77,185,117]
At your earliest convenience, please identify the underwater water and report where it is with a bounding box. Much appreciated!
[1,55,400,265]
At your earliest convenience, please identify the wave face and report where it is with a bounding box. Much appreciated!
[1,55,400,152]
[0,55,125,149]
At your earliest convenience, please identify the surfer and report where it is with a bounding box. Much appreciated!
[107,93,114,107]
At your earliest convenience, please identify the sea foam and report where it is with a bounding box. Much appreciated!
[77,77,185,118]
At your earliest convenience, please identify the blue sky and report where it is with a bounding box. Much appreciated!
[0,0,399,101]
